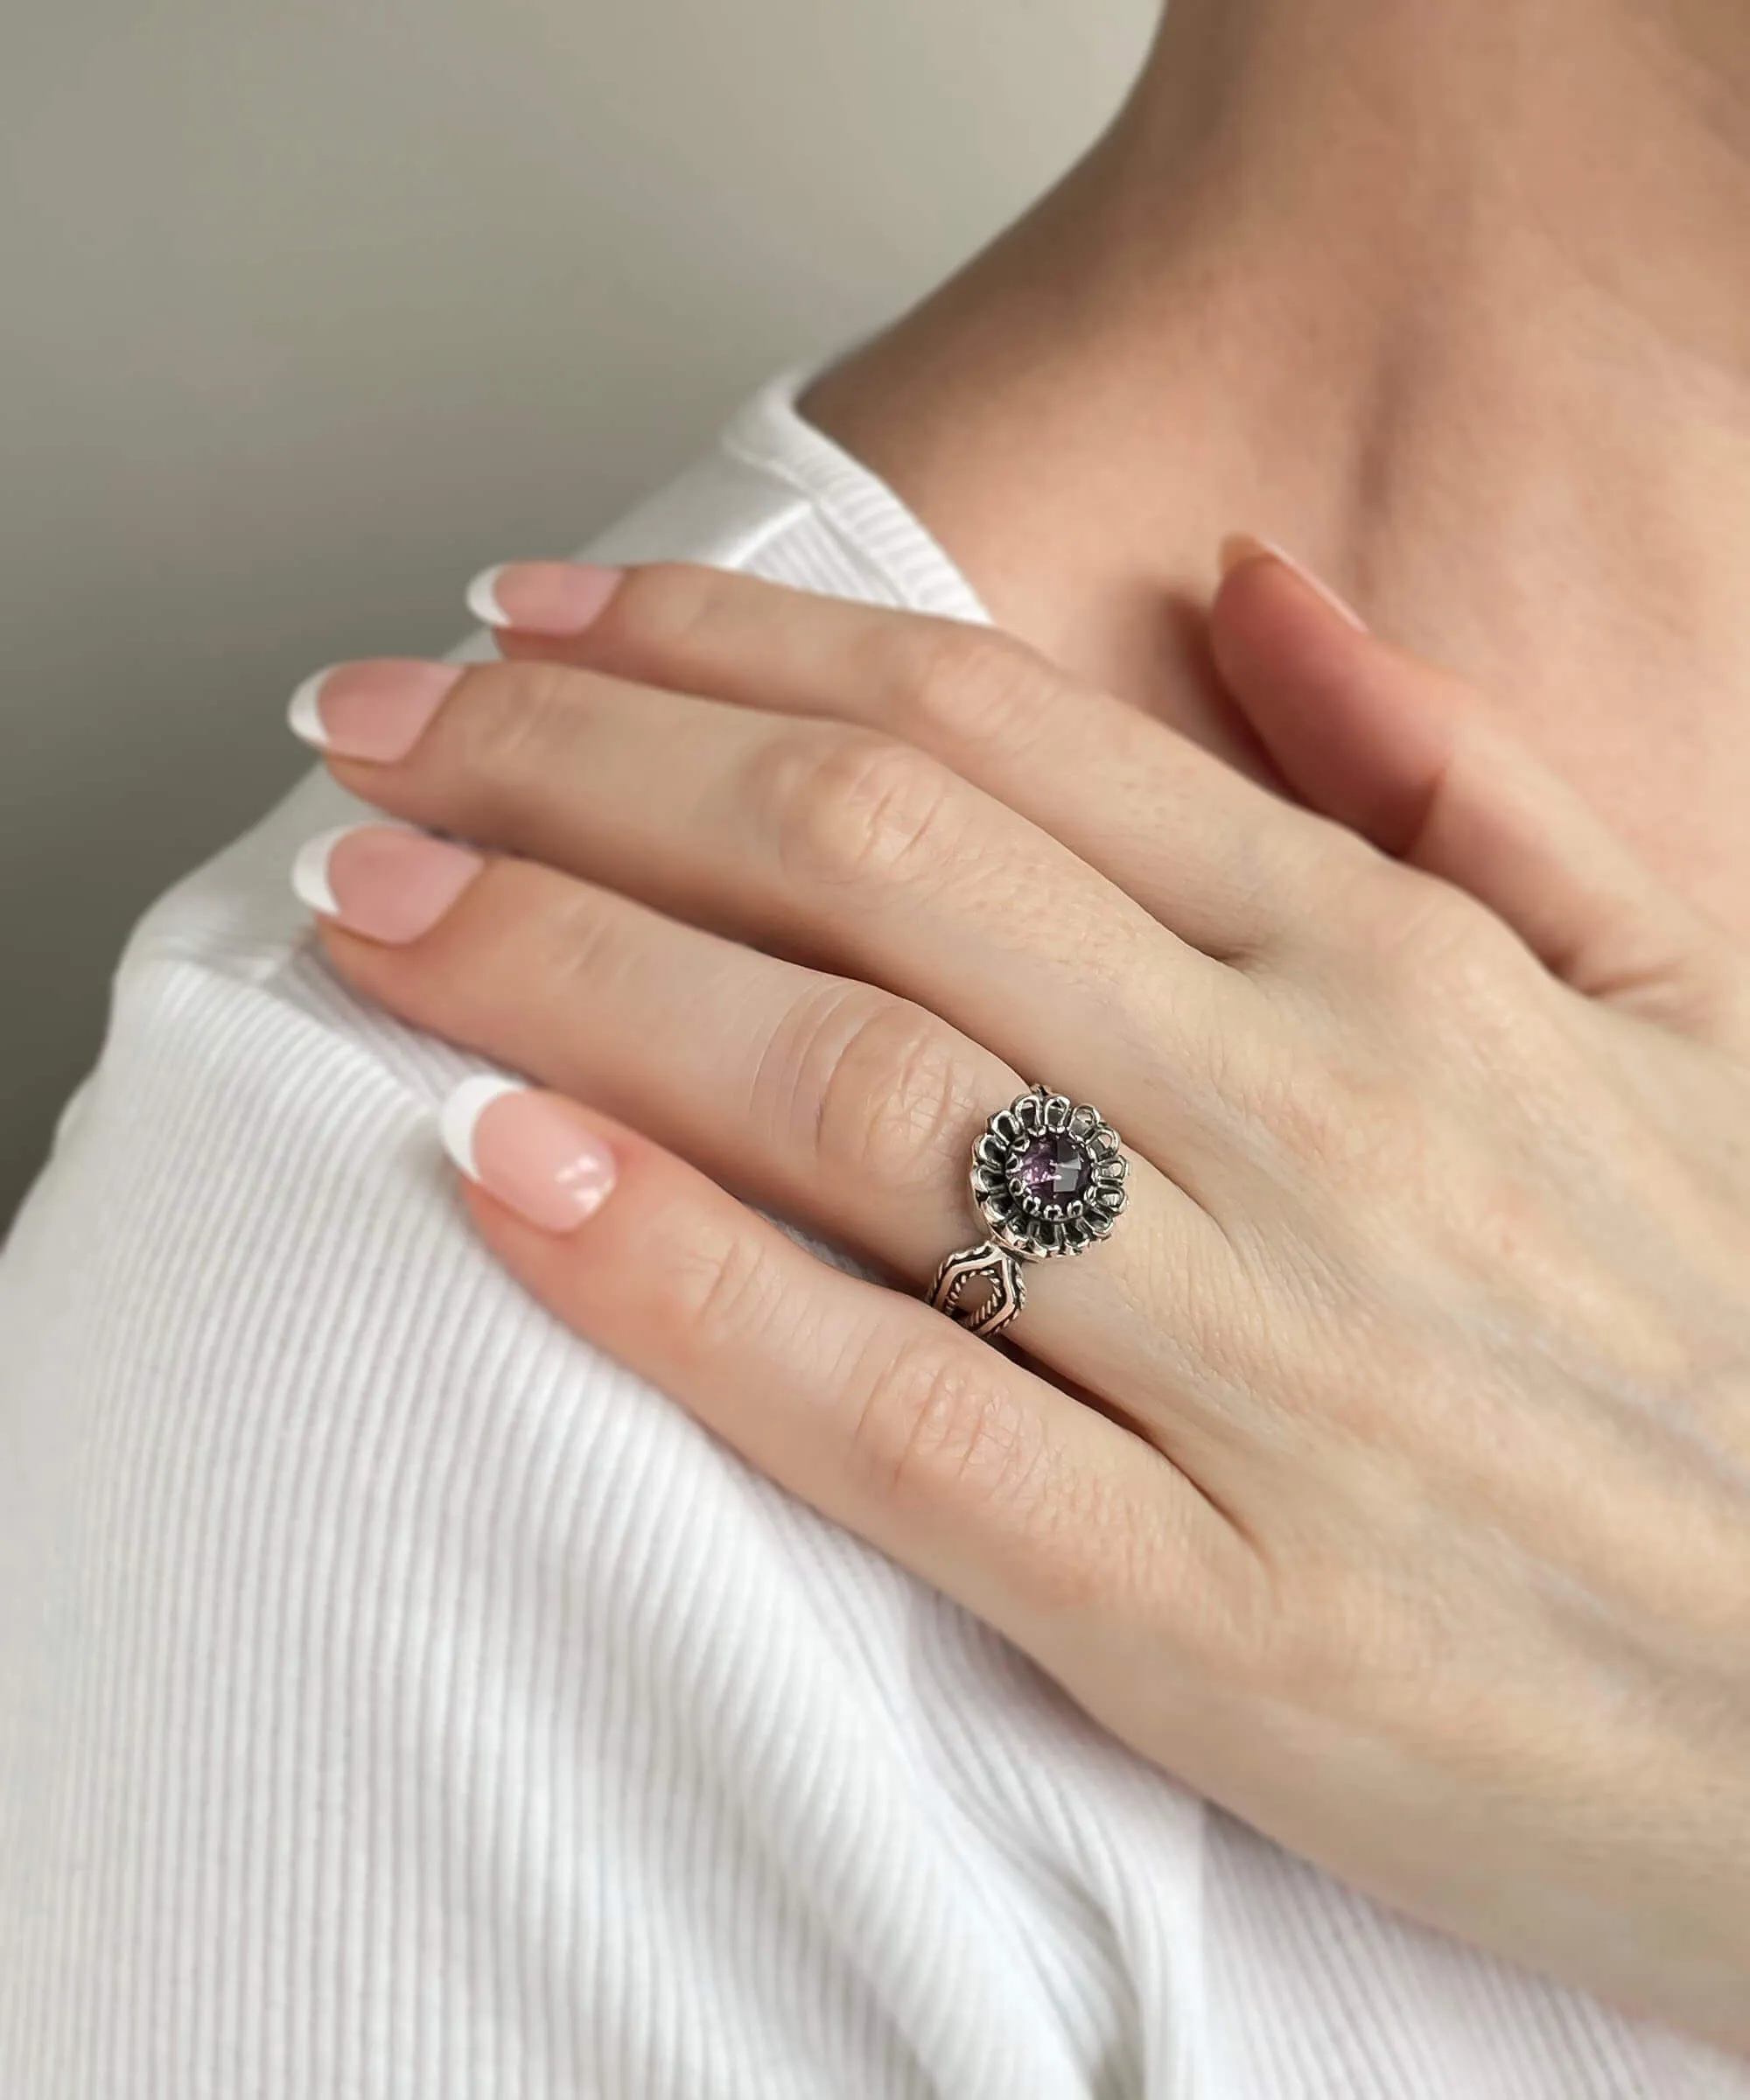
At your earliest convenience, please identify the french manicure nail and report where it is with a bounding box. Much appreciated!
[440,1076,618,1233]
[466,561,626,637]
[286,660,467,760]
[1218,532,1369,633]
[290,823,484,942]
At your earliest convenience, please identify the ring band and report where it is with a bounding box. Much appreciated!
[927,1085,1129,1340]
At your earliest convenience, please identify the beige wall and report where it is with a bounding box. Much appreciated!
[0,0,1157,1228]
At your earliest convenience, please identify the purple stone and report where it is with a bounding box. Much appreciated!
[1014,1136,1089,1204]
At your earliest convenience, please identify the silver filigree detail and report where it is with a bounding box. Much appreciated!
[928,1242,1027,1339]
[928,1085,1130,1339]
[966,1084,1128,1262]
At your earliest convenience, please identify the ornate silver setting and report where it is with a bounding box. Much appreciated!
[928,1242,1027,1339]
[928,1086,1129,1340]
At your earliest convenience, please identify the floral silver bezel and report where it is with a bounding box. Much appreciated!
[969,1086,1128,1261]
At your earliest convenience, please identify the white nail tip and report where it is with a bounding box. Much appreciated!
[466,564,510,629]
[287,666,337,748]
[440,1074,528,1183]
[289,826,360,916]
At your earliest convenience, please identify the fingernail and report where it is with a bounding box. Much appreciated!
[1218,533,1368,633]
[290,823,484,942]
[466,561,625,636]
[440,1076,618,1233]
[286,660,467,760]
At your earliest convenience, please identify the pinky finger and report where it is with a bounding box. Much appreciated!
[438,1074,1252,1667]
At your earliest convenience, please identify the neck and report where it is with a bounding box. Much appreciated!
[801,0,1750,928]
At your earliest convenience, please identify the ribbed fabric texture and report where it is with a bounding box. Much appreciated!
[2,365,1745,2098]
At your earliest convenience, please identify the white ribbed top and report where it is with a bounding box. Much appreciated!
[3,364,1744,2098]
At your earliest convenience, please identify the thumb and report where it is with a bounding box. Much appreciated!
[1208,534,1746,1039]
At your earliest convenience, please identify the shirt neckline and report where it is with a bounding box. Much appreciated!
[717,358,997,630]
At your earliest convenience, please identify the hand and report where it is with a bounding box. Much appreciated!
[287,546,1750,2053]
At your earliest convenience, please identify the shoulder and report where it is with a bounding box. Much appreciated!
[60,407,844,1151]
[0,393,1153,2097]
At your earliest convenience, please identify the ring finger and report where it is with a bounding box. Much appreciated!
[297,824,1263,1468]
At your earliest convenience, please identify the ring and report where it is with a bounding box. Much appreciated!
[928,1085,1129,1340]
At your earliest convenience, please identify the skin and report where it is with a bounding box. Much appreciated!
[298,553,1750,2052]
[804,0,1750,934]
[284,0,1750,2054]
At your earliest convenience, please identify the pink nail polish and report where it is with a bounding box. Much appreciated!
[466,561,625,637]
[287,660,467,760]
[290,824,484,943]
[440,1077,618,1234]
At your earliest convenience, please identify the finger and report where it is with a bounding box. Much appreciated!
[432,1076,1260,1676]
[300,827,1253,1463]
[1210,536,1750,1036]
[302,656,1267,1180]
[472,557,1369,965]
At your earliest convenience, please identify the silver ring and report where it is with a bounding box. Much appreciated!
[927,1085,1129,1340]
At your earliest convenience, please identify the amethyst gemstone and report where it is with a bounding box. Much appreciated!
[1014,1135,1090,1204]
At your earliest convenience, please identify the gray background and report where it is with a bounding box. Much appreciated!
[0,0,1155,1229]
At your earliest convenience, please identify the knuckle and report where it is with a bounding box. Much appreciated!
[1220,1479,1459,1705]
[1695,948,1750,1053]
[537,878,621,990]
[662,1211,784,1362]
[452,658,581,794]
[1023,1473,1171,1621]
[600,559,722,654]
[755,725,962,892]
[883,621,1054,749]
[806,995,983,1209]
[1255,1046,1410,1193]
[1238,1552,1415,1712]
[528,878,631,1004]
[846,1340,1158,1617]
[1349,866,1523,1012]
[765,984,980,1199]
[1256,825,1383,958]
[848,1334,1051,1517]
[1297,864,1561,1097]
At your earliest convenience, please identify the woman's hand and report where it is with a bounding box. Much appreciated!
[286,547,1750,2053]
